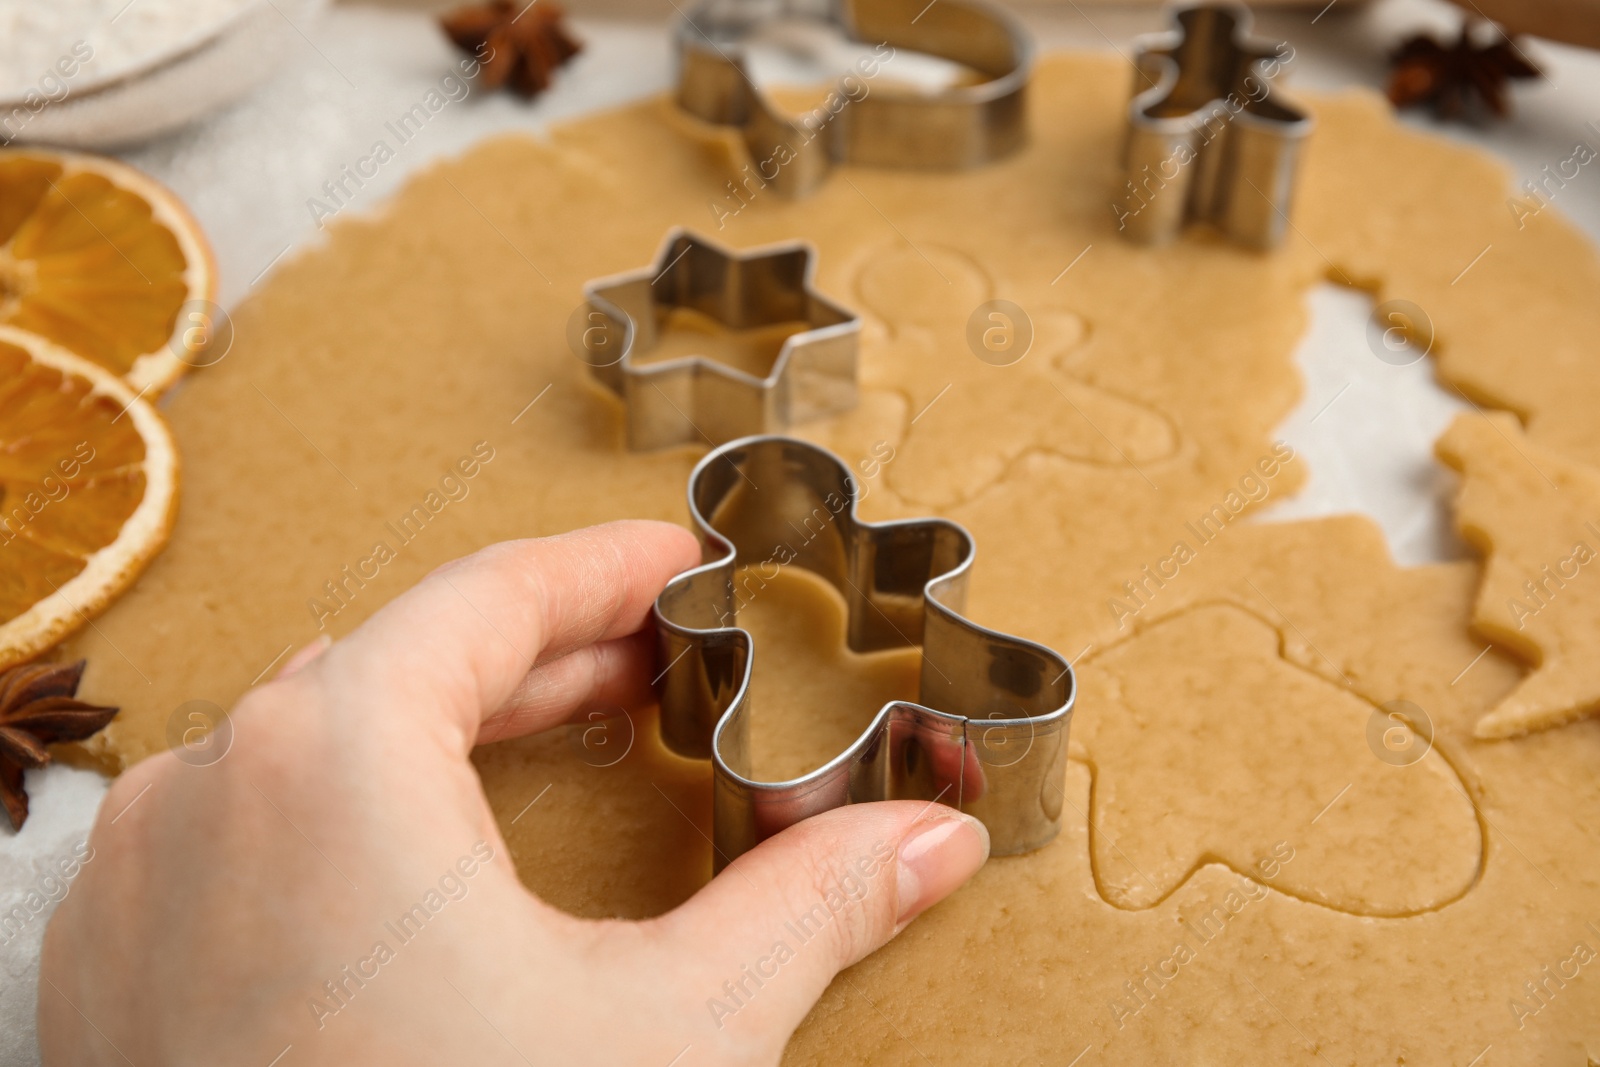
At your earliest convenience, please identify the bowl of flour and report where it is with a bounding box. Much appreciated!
[0,0,327,148]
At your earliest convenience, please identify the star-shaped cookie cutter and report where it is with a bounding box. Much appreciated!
[582,230,860,451]
[675,0,1033,197]
[1118,2,1312,249]
[654,435,1075,869]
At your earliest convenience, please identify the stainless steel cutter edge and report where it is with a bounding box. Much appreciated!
[653,434,1074,869]
[1120,1,1313,249]
[583,228,861,451]
[675,0,1034,198]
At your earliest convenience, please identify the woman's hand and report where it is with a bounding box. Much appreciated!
[39,521,988,1066]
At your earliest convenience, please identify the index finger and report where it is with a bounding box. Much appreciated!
[307,519,700,751]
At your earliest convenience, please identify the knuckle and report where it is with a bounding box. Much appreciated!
[97,755,170,830]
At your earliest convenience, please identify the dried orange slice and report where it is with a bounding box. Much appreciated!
[0,150,216,395]
[0,325,178,671]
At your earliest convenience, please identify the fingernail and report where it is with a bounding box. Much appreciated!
[895,812,990,927]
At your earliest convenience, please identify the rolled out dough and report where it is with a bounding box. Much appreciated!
[63,54,1600,1062]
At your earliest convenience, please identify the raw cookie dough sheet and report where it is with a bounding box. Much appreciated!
[63,53,1600,1064]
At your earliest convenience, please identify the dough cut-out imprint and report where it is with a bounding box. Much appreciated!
[1075,601,1483,917]
[1438,411,1600,738]
[848,240,1180,508]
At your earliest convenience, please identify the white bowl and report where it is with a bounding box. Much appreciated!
[0,0,327,150]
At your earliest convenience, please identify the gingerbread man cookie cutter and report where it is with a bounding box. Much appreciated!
[675,0,1033,197]
[1118,2,1312,249]
[654,435,1075,869]
[582,229,860,451]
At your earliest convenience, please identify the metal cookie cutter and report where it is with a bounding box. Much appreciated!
[1118,2,1312,249]
[676,0,1033,197]
[655,435,1075,869]
[583,229,859,451]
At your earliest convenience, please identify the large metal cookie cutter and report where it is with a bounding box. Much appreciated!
[676,0,1032,197]
[655,435,1075,869]
[583,229,859,451]
[1118,2,1312,249]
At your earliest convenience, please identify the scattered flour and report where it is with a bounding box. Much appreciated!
[0,0,254,97]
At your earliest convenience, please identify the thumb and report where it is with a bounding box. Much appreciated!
[658,802,988,1051]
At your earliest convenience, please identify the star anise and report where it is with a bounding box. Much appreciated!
[1387,22,1541,121]
[440,0,583,99]
[0,661,117,831]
